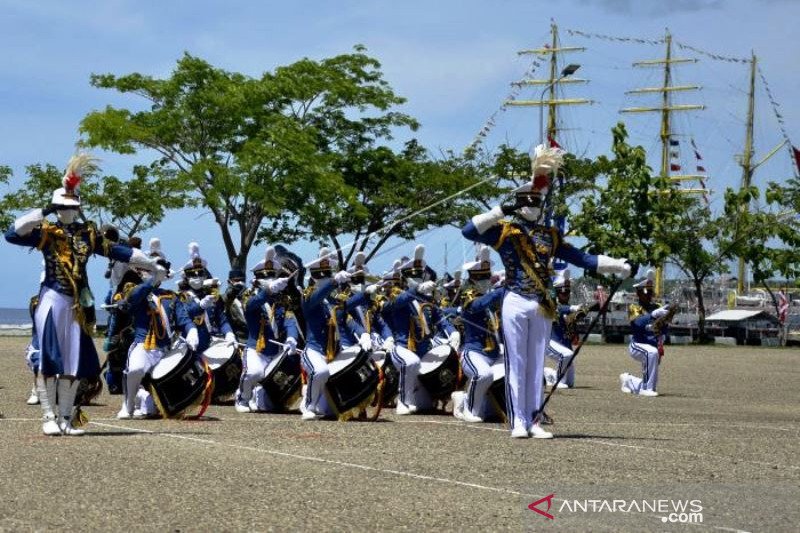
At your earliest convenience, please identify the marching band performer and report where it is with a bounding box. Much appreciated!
[178,242,236,353]
[299,247,341,420]
[222,267,249,342]
[462,145,632,439]
[543,269,597,389]
[385,245,460,415]
[332,253,386,355]
[620,269,675,397]
[117,259,196,419]
[451,245,505,423]
[234,247,297,413]
[5,153,158,435]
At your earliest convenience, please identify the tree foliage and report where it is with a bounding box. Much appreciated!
[569,123,685,266]
[0,162,186,236]
[80,48,420,269]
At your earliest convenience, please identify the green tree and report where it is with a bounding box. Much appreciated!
[662,200,727,342]
[80,48,415,270]
[570,123,684,268]
[0,162,185,237]
[723,182,800,320]
[265,139,499,267]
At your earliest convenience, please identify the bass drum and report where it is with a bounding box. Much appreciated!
[325,348,382,421]
[370,350,398,407]
[202,338,243,401]
[259,350,302,412]
[417,344,460,408]
[148,343,213,419]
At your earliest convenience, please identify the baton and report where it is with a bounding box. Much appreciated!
[532,272,630,425]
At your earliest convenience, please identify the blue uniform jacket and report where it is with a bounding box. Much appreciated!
[461,287,505,359]
[244,288,299,357]
[181,291,233,353]
[338,291,393,348]
[551,304,578,347]
[126,280,193,350]
[386,289,456,354]
[302,279,337,355]
[630,302,669,347]
[462,218,598,305]
[6,221,133,297]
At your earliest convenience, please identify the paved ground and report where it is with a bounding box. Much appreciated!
[0,337,798,532]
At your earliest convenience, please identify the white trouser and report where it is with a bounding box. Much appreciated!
[301,348,330,414]
[237,348,276,406]
[34,287,81,376]
[502,291,552,433]
[124,343,165,414]
[625,342,660,393]
[390,344,421,407]
[461,350,494,417]
[546,340,576,387]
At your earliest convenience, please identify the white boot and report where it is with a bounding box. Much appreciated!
[38,376,61,436]
[530,423,554,439]
[57,379,85,436]
[451,391,466,420]
[27,386,40,405]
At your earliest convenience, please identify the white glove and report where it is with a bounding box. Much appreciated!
[224,331,237,345]
[358,333,372,353]
[285,336,297,355]
[334,270,351,284]
[418,281,436,297]
[652,305,670,319]
[471,205,505,235]
[264,276,290,294]
[382,337,395,352]
[596,256,632,278]
[370,332,382,350]
[199,295,217,309]
[13,208,45,236]
[185,328,199,351]
[364,284,379,297]
[447,331,461,351]
[152,265,167,284]
[129,248,158,269]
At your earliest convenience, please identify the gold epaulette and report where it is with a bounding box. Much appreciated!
[460,288,478,310]
[302,285,316,299]
[628,304,645,322]
[178,291,193,303]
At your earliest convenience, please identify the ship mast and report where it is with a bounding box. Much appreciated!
[737,53,757,295]
[621,29,705,296]
[506,21,591,145]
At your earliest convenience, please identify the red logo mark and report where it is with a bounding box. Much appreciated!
[528,493,556,520]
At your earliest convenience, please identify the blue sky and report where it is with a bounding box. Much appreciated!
[1,0,798,306]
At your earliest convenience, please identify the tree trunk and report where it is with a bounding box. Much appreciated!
[693,276,709,343]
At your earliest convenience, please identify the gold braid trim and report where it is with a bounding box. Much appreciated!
[508,234,557,319]
[256,316,267,353]
[144,294,173,350]
[326,305,340,362]
[492,220,515,250]
[485,310,499,352]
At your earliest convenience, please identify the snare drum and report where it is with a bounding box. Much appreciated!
[259,350,302,411]
[326,348,382,421]
[202,338,243,400]
[418,344,459,402]
[370,350,399,407]
[148,343,213,418]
